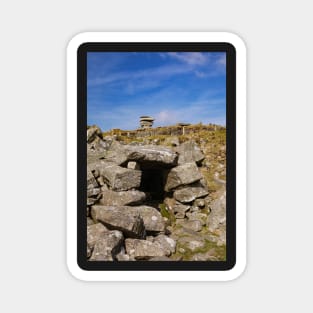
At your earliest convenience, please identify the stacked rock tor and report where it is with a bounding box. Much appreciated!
[86,125,225,261]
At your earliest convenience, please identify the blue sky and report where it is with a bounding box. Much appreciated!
[87,52,226,131]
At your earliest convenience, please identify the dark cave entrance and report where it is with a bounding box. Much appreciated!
[139,168,167,202]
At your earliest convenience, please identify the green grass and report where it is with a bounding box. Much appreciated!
[172,238,226,261]
[103,128,226,147]
[158,203,176,225]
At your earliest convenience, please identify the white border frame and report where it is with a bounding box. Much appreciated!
[66,32,246,281]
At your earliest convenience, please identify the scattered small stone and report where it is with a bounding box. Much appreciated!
[127,161,141,170]
[153,234,176,255]
[87,187,101,198]
[125,239,168,260]
[116,247,132,261]
[100,184,109,192]
[87,217,94,226]
[87,223,108,250]
[96,175,106,186]
[87,170,98,189]
[194,198,205,208]
[206,190,226,234]
[190,205,200,212]
[89,230,124,261]
[186,212,207,225]
[187,240,206,251]
[87,245,91,258]
[149,256,174,261]
[176,219,203,232]
[190,249,218,261]
[87,125,102,143]
[87,198,96,206]
[116,253,131,261]
[173,203,190,219]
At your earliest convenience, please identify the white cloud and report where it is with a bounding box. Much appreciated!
[216,54,226,66]
[88,52,225,92]
[166,52,209,65]
[155,110,178,124]
[194,70,207,78]
[153,99,226,127]
[88,63,192,87]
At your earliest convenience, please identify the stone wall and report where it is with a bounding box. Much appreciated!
[105,123,224,139]
[86,125,226,261]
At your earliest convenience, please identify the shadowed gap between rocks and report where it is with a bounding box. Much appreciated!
[139,166,169,204]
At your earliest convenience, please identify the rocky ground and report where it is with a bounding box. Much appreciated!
[86,124,226,261]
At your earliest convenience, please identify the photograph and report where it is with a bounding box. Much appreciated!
[86,51,227,262]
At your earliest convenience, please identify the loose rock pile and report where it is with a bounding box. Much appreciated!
[86,125,226,261]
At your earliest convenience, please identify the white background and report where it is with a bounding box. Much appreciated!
[0,0,312,312]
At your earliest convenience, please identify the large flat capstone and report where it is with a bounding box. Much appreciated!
[164,162,203,191]
[102,142,178,167]
[125,145,178,167]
